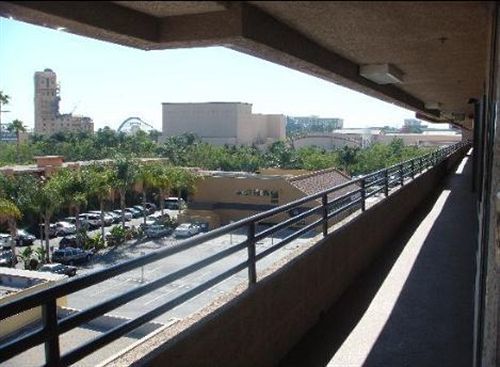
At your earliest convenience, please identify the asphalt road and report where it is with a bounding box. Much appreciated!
[2,211,318,366]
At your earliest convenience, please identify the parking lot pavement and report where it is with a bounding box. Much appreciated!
[4,220,318,366]
[66,226,316,323]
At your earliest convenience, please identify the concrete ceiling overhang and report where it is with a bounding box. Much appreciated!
[0,1,490,130]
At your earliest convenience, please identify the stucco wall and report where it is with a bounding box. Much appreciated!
[163,103,239,139]
[125,149,467,367]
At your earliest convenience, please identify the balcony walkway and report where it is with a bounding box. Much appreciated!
[278,153,477,367]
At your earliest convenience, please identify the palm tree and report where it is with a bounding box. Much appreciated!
[33,176,65,262]
[112,156,138,227]
[0,198,21,262]
[169,167,199,214]
[136,163,156,225]
[18,246,33,270]
[57,168,88,244]
[87,164,113,240]
[0,91,10,141]
[151,164,172,217]
[6,119,26,163]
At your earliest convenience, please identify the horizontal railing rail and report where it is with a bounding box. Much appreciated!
[0,141,470,366]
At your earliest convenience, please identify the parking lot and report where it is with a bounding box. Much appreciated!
[2,221,318,367]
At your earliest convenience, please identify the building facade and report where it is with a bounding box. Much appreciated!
[182,168,359,229]
[162,102,285,146]
[34,69,94,135]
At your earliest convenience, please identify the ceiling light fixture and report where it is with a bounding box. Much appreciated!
[359,63,404,85]
[425,102,442,110]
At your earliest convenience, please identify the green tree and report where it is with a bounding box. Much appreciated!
[6,119,27,163]
[86,164,114,240]
[32,175,65,262]
[136,163,157,225]
[149,163,173,216]
[169,167,199,214]
[0,197,21,262]
[112,156,138,227]
[0,91,10,141]
[18,246,33,270]
[56,168,89,249]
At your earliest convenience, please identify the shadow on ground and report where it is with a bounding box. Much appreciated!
[278,157,476,367]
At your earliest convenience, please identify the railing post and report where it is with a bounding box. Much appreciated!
[411,159,415,179]
[247,222,257,286]
[360,178,366,211]
[322,194,328,237]
[384,169,389,197]
[42,299,61,367]
[399,163,404,187]
[419,156,423,173]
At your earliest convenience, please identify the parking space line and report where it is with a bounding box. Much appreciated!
[143,285,181,306]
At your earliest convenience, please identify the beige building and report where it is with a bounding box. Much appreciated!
[162,102,285,146]
[182,168,359,229]
[34,69,94,135]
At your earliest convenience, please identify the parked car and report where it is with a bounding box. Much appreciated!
[0,233,12,250]
[52,247,92,265]
[106,211,121,224]
[124,207,141,218]
[144,202,157,214]
[39,263,77,277]
[54,221,77,236]
[140,213,171,229]
[0,250,17,267]
[112,210,133,221]
[173,223,199,238]
[79,214,101,229]
[64,217,90,230]
[88,211,114,226]
[165,197,185,210]
[133,205,147,215]
[15,229,36,246]
[59,235,81,249]
[192,221,210,233]
[144,224,172,239]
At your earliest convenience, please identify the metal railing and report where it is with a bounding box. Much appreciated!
[0,141,469,366]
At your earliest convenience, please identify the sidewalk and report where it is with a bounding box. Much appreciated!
[279,154,477,367]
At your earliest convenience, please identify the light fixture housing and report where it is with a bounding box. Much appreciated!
[359,63,404,85]
[425,102,442,110]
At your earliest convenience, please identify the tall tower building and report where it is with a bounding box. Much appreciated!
[33,69,93,135]
[34,68,60,132]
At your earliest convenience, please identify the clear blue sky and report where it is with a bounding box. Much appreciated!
[0,17,427,132]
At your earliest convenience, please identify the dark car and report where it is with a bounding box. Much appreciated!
[144,202,157,214]
[39,263,77,277]
[52,247,92,265]
[59,235,81,249]
[0,250,17,268]
[15,229,36,246]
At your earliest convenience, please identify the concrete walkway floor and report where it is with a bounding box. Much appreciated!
[278,153,477,367]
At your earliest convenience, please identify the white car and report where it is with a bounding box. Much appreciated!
[173,223,199,238]
[88,211,114,226]
[54,221,77,236]
[113,210,133,221]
